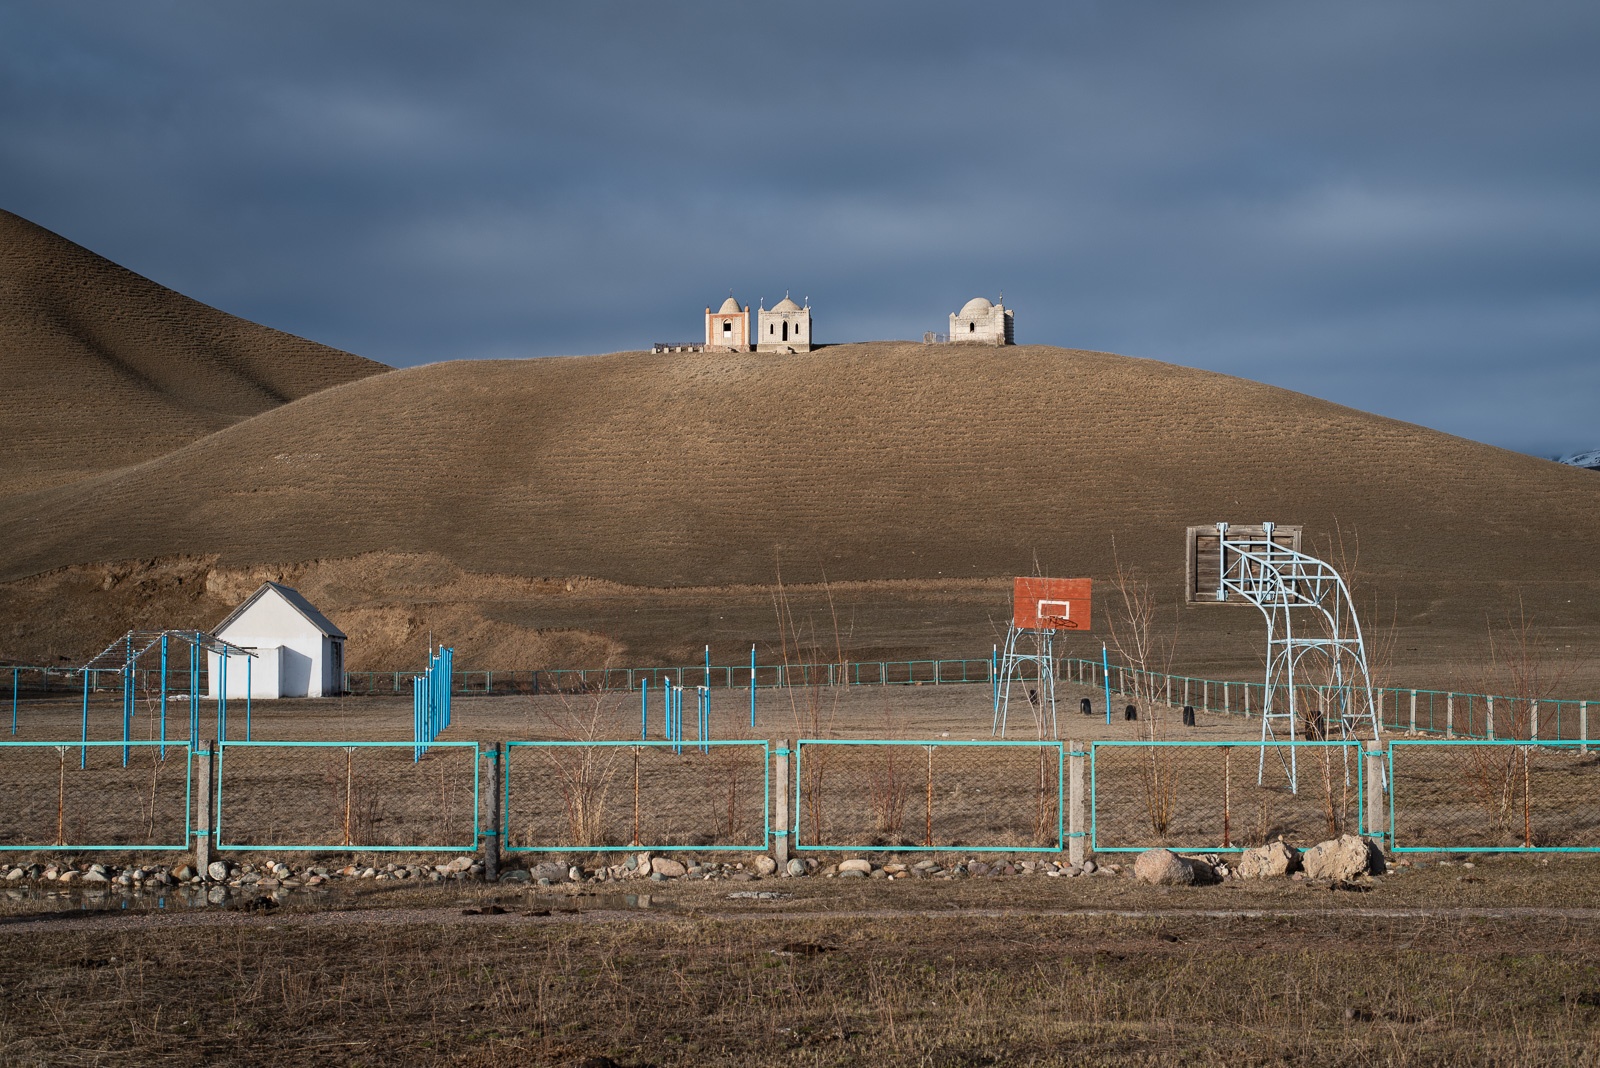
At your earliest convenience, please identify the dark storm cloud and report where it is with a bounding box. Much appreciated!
[2,1,1596,455]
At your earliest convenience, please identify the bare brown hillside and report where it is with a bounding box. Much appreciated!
[0,210,389,495]
[1,343,1597,679]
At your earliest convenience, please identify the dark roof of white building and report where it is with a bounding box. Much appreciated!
[214,581,348,640]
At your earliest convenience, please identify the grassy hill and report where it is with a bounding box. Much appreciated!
[2,343,1597,677]
[0,210,388,495]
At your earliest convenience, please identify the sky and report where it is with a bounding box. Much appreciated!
[2,1,1597,457]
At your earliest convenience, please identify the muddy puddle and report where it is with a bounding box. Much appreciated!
[3,883,336,914]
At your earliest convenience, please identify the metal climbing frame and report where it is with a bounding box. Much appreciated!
[1212,522,1379,791]
[77,630,257,767]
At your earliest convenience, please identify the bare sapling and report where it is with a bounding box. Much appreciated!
[1463,597,1576,845]
[524,672,628,847]
[771,561,849,846]
[868,692,909,841]
[1105,550,1180,836]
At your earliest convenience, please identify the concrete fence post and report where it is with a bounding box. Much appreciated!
[1068,745,1086,868]
[1487,696,1495,740]
[773,740,792,867]
[1364,743,1386,843]
[194,741,213,876]
[482,742,501,881]
[1446,694,1454,738]
[1409,690,1417,733]
[1582,702,1589,754]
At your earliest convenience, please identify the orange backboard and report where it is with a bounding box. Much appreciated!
[1013,577,1092,631]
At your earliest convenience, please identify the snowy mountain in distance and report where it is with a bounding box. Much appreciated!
[1556,449,1600,470]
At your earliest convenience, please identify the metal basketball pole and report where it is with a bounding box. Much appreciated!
[1212,521,1379,792]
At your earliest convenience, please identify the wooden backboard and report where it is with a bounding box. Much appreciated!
[1013,577,1092,630]
[1185,524,1303,605]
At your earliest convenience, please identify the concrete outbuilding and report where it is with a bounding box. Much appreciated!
[949,296,1014,345]
[206,582,347,699]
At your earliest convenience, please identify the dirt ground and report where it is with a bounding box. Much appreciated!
[4,858,1600,1065]
[6,683,1276,747]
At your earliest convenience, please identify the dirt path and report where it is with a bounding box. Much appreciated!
[8,902,1600,933]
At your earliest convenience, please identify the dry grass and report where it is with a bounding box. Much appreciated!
[0,340,1597,686]
[4,868,1600,1065]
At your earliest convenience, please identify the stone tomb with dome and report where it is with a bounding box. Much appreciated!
[654,292,1015,353]
[757,295,811,353]
[948,296,1014,346]
[705,296,751,352]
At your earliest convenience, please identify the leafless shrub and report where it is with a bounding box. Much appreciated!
[526,682,627,847]
[1106,548,1180,836]
[1461,599,1576,844]
[772,561,848,845]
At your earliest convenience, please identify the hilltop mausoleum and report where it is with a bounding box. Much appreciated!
[949,297,1014,345]
[757,295,812,353]
[705,296,751,352]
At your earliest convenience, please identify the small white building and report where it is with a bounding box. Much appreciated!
[207,582,348,699]
[757,295,812,352]
[949,296,1015,345]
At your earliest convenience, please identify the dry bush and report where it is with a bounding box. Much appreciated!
[523,681,629,847]
[773,563,848,845]
[1105,550,1180,836]
[1460,599,1578,845]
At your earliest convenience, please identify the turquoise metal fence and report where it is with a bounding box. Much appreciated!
[502,740,770,853]
[793,739,1065,852]
[0,740,191,851]
[1089,740,1366,854]
[214,741,480,852]
[1389,739,1600,853]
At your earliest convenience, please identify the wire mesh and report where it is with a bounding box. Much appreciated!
[215,742,479,851]
[794,740,1063,851]
[1390,741,1600,851]
[503,741,769,852]
[1091,741,1365,853]
[0,742,190,849]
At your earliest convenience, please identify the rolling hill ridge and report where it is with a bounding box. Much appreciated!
[0,209,389,495]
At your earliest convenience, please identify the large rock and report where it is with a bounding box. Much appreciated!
[207,861,229,882]
[1301,834,1385,881]
[1237,841,1301,879]
[837,858,873,874]
[528,861,568,883]
[785,858,806,877]
[752,855,778,876]
[651,857,686,878]
[1133,849,1194,886]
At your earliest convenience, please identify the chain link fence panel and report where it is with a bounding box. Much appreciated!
[504,741,769,852]
[0,741,190,850]
[215,742,479,851]
[1091,741,1365,853]
[794,740,1063,852]
[1390,740,1600,851]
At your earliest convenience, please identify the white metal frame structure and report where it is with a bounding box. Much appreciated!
[991,625,1058,739]
[1212,521,1380,790]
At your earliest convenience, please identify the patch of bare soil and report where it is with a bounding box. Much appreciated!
[3,870,1600,1066]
